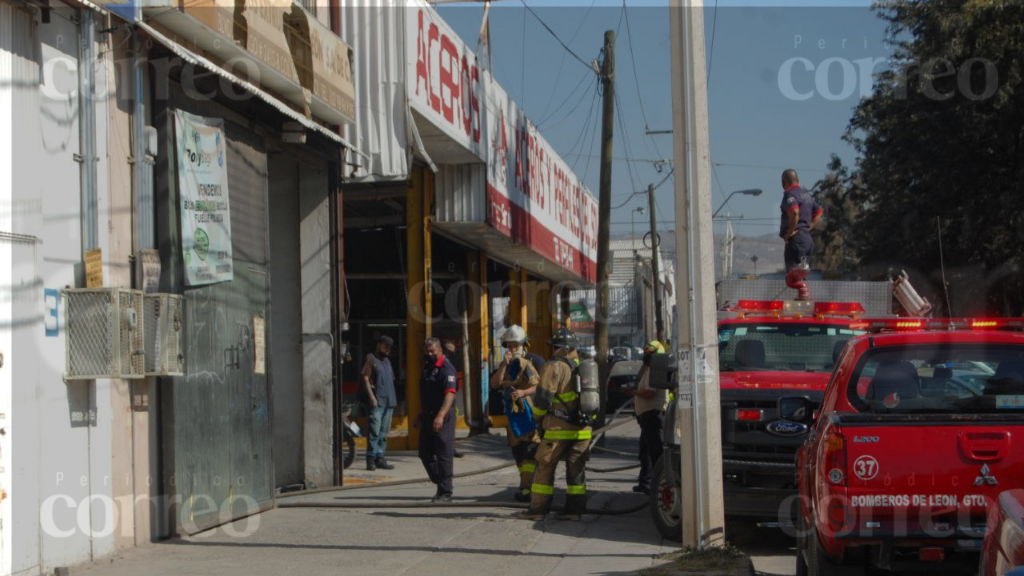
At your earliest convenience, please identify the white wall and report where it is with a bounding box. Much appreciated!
[2,4,117,574]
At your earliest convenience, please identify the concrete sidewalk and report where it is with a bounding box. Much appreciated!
[73,418,684,576]
[70,417,794,576]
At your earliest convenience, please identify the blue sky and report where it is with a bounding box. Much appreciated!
[436,1,891,238]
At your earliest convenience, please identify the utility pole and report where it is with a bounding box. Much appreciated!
[670,0,725,548]
[647,183,664,342]
[595,30,616,418]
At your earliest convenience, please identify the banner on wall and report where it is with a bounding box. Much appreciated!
[484,75,599,283]
[174,110,234,286]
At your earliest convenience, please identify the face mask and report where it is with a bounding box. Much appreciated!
[377,349,388,359]
[511,347,525,359]
[425,354,438,365]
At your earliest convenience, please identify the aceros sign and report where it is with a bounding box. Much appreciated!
[485,77,598,283]
[407,1,484,160]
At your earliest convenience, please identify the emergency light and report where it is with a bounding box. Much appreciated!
[732,299,866,320]
[853,317,1024,333]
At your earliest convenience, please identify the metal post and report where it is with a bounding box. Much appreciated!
[78,8,97,252]
[670,0,726,548]
[595,30,616,396]
[648,184,664,342]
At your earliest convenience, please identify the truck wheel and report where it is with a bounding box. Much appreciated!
[650,455,682,542]
[805,516,858,576]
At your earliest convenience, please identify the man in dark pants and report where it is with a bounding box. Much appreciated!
[779,169,822,300]
[631,340,668,494]
[418,337,458,503]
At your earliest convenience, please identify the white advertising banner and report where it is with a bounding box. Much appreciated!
[484,75,598,282]
[406,0,485,160]
[174,110,234,286]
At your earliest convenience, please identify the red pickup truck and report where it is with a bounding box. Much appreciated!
[790,318,1024,575]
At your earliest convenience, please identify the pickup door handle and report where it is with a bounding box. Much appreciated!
[958,431,1010,462]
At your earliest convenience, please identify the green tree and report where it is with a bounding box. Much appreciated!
[810,154,862,272]
[844,0,1024,315]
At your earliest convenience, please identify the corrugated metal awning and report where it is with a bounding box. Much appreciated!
[137,21,363,156]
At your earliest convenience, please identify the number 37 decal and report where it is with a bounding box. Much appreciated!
[854,455,880,480]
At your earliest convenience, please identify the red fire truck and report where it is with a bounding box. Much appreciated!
[790,318,1024,574]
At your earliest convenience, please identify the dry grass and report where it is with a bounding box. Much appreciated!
[640,545,751,575]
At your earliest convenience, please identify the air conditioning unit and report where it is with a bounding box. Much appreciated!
[64,288,146,380]
[144,293,185,376]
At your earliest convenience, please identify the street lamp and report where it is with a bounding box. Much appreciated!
[631,206,645,253]
[712,188,763,218]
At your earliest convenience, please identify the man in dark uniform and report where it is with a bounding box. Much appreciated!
[779,169,822,300]
[418,337,458,503]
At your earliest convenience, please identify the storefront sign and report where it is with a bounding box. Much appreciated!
[484,77,598,282]
[242,0,300,85]
[301,9,356,121]
[174,111,234,286]
[108,0,356,124]
[407,1,484,160]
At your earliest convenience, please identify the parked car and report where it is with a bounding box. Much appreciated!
[981,490,1024,576]
[607,360,642,412]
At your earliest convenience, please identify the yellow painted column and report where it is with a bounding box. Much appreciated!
[406,167,432,450]
[532,281,553,361]
[467,251,489,426]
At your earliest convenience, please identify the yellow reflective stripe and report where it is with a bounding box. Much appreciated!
[532,406,548,416]
[566,485,586,495]
[557,392,578,403]
[521,489,531,495]
[520,464,537,473]
[543,429,592,440]
[531,483,554,495]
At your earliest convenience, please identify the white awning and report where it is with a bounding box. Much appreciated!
[137,21,364,156]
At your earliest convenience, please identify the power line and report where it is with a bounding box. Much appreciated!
[543,76,598,132]
[622,0,663,159]
[707,0,720,85]
[534,0,598,123]
[713,161,826,173]
[519,0,597,74]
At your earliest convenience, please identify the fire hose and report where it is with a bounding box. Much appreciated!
[276,404,648,515]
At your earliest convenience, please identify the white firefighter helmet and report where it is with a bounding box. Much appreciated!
[501,325,528,347]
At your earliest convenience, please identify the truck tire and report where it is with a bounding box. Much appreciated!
[650,455,682,542]
[804,515,858,576]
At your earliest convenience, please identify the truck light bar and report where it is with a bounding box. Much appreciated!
[733,300,866,319]
[813,302,865,318]
[853,318,1024,333]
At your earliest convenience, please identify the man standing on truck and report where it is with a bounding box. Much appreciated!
[779,169,822,300]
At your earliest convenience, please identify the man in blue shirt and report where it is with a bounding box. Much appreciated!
[779,169,822,300]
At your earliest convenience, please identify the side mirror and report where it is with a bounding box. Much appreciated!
[649,353,676,390]
[778,396,813,423]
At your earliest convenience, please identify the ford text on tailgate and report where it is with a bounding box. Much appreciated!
[792,327,1024,575]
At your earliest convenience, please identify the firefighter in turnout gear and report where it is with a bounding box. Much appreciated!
[489,325,542,502]
[519,327,593,521]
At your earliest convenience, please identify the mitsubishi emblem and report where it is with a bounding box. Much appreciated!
[974,463,998,487]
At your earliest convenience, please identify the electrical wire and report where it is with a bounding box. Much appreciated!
[622,0,663,159]
[537,67,594,128]
[534,0,599,123]
[707,0,720,85]
[541,77,598,132]
[519,0,597,74]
